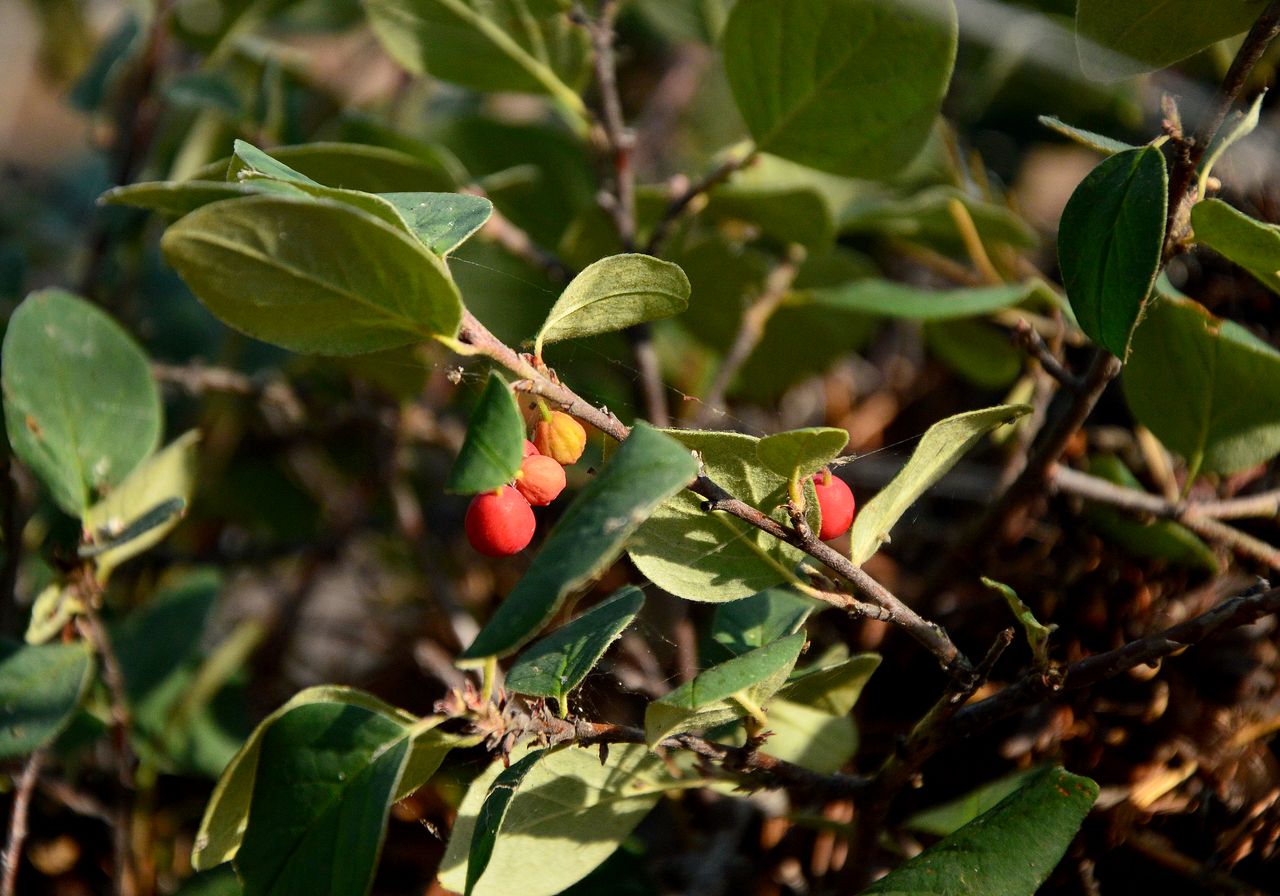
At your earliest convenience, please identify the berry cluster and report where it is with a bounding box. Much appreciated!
[464,410,586,556]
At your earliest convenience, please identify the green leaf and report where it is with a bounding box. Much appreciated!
[161,194,463,355]
[534,254,691,358]
[461,424,697,661]
[862,766,1098,895]
[924,319,1024,389]
[230,139,320,186]
[1,289,161,515]
[704,589,814,665]
[193,687,470,872]
[439,744,685,896]
[778,652,881,716]
[192,142,458,193]
[904,767,1044,837]
[627,430,818,603]
[1123,292,1280,474]
[1191,198,1280,296]
[645,632,806,746]
[377,192,492,255]
[100,180,305,217]
[759,698,860,774]
[505,586,645,705]
[466,749,548,896]
[1076,0,1264,81]
[981,578,1055,667]
[1058,146,1167,359]
[1080,455,1219,571]
[1038,116,1138,155]
[840,186,1039,251]
[809,280,1041,322]
[81,430,200,578]
[24,584,85,646]
[756,428,848,481]
[365,0,589,116]
[1198,91,1266,197]
[722,0,958,178]
[0,640,95,759]
[447,374,525,495]
[850,404,1029,565]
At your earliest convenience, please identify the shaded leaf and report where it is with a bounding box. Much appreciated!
[466,749,548,896]
[1076,0,1263,81]
[1123,293,1280,474]
[981,578,1055,667]
[161,194,462,355]
[0,640,95,759]
[839,186,1038,250]
[447,374,525,495]
[1,289,161,515]
[438,744,685,896]
[762,699,859,774]
[535,254,691,357]
[905,767,1043,837]
[505,587,645,705]
[100,180,304,217]
[722,0,957,178]
[461,425,696,660]
[1058,146,1167,359]
[1191,198,1280,296]
[1038,116,1137,155]
[808,279,1041,322]
[82,430,200,578]
[923,319,1023,389]
[850,405,1028,565]
[704,589,814,665]
[645,632,805,746]
[778,652,881,716]
[192,142,458,193]
[862,766,1098,895]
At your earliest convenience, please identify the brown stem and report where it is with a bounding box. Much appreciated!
[1,748,46,896]
[1011,318,1081,392]
[644,150,758,256]
[1051,464,1280,569]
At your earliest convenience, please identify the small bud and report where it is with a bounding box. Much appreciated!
[533,411,587,465]
[514,454,566,506]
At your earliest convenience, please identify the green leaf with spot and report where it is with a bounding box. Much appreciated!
[505,587,645,706]
[447,374,525,495]
[862,766,1098,895]
[1191,198,1280,296]
[645,632,805,746]
[1,289,161,516]
[161,195,462,355]
[628,430,819,603]
[1058,146,1167,359]
[0,640,95,759]
[462,424,696,661]
[722,0,958,178]
[535,254,691,358]
[850,404,1029,565]
[1123,292,1280,474]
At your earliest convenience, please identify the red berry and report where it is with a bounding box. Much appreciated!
[812,470,855,540]
[522,439,540,458]
[465,487,536,556]
[514,453,566,506]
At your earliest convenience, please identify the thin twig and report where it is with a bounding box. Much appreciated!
[454,309,973,675]
[1051,464,1280,569]
[644,150,758,256]
[696,248,803,426]
[1,748,46,896]
[1010,318,1081,391]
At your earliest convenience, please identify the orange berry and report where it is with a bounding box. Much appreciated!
[514,453,566,506]
[465,487,535,556]
[812,469,855,540]
[522,439,540,458]
[533,411,586,465]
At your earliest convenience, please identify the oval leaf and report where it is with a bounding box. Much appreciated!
[704,588,815,665]
[1076,0,1263,82]
[161,194,463,355]
[505,586,645,705]
[0,640,95,759]
[447,373,525,494]
[466,749,548,896]
[850,404,1029,565]
[809,279,1042,321]
[100,180,304,217]
[1058,146,1167,359]
[645,632,806,746]
[378,191,493,255]
[756,427,848,480]
[1191,198,1280,296]
[862,766,1098,895]
[461,424,697,661]
[193,142,459,193]
[1,289,161,515]
[722,0,958,178]
[438,744,684,896]
[534,254,691,357]
[1123,292,1280,474]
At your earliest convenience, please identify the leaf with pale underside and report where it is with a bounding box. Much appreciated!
[849,405,1029,565]
[1191,198,1280,296]
[534,254,690,357]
